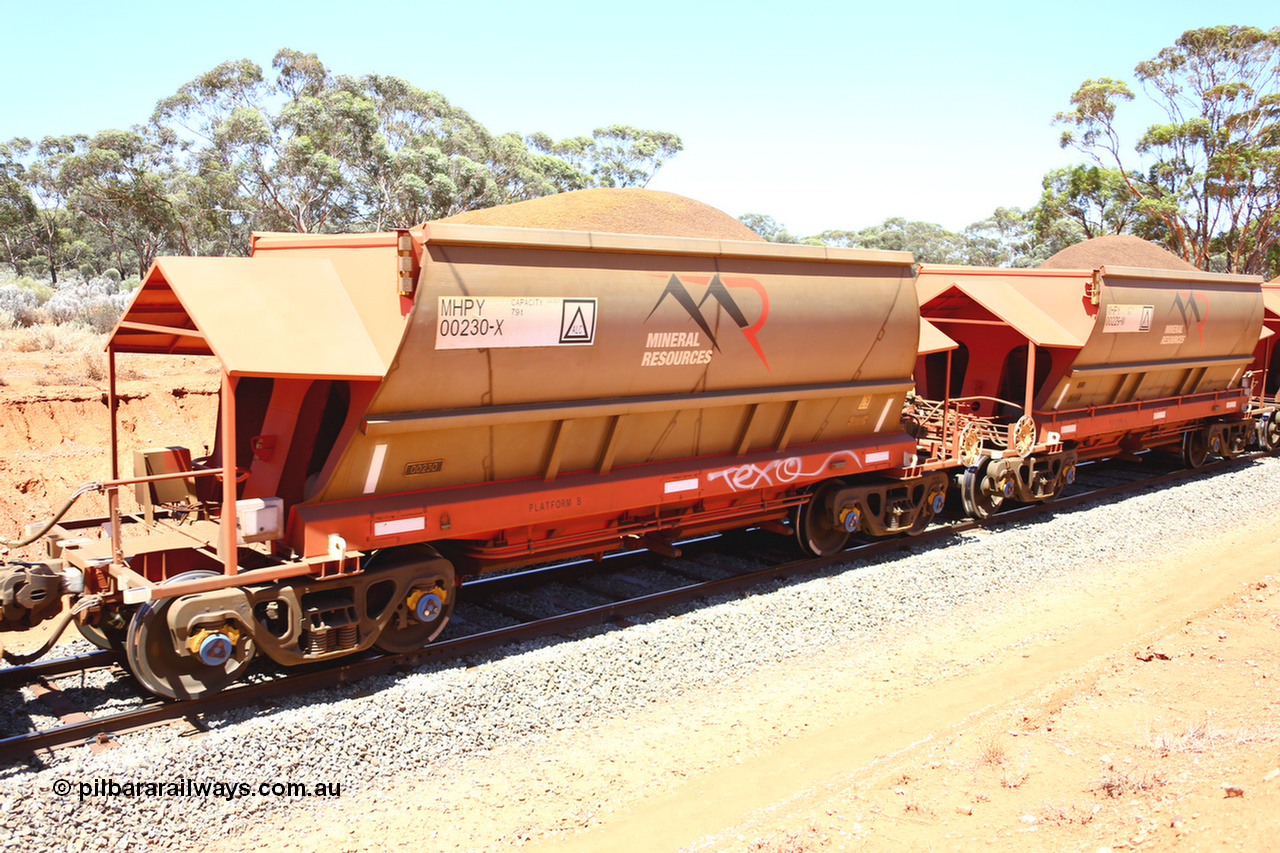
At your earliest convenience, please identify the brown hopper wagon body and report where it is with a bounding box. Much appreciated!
[2,207,1276,700]
[2,223,943,698]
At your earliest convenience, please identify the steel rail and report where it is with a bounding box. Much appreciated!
[0,452,1257,766]
[0,650,118,690]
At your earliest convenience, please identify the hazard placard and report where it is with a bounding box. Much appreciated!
[1102,303,1154,334]
[435,296,597,349]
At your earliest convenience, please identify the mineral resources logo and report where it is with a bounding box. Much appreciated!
[643,274,770,369]
[1173,291,1208,344]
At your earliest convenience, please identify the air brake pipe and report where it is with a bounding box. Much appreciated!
[1,467,229,550]
[0,482,101,549]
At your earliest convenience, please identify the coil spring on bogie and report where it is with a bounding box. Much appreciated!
[300,629,334,655]
[300,623,360,655]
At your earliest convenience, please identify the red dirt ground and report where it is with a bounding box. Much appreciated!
[2,354,1276,853]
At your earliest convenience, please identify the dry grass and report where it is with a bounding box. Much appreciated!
[1038,801,1096,826]
[1000,762,1030,789]
[81,352,106,382]
[0,323,105,354]
[29,350,112,387]
[1146,717,1279,757]
[977,732,1007,766]
[1093,767,1167,798]
[903,799,935,817]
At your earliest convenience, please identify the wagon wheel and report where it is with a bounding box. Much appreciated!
[125,571,256,700]
[369,546,456,655]
[76,617,127,651]
[1181,429,1209,469]
[908,486,948,535]
[1259,413,1280,452]
[793,479,850,558]
[960,456,1007,521]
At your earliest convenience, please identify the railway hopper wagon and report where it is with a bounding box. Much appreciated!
[911,264,1270,518]
[1,225,945,698]
[1246,280,1280,445]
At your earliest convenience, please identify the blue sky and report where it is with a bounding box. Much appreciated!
[1,1,1273,235]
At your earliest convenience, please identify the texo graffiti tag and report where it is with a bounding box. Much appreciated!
[706,451,862,492]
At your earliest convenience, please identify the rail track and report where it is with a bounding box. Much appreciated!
[0,451,1252,766]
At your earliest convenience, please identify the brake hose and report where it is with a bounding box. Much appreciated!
[0,481,101,549]
[1,596,103,665]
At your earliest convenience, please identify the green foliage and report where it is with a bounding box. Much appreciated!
[737,213,799,243]
[0,141,38,269]
[582,126,683,188]
[1035,165,1141,240]
[529,126,683,190]
[1054,26,1280,275]
[813,219,968,264]
[11,276,53,302]
[803,207,1074,268]
[151,50,681,236]
[2,49,683,281]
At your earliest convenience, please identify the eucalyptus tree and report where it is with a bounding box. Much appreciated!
[1054,25,1280,275]
[528,125,684,189]
[1034,164,1143,241]
[813,218,969,265]
[737,213,799,243]
[342,73,501,228]
[0,141,37,270]
[154,50,683,234]
[56,128,183,278]
[153,50,380,234]
[5,135,96,283]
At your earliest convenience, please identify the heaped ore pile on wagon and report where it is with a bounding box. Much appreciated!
[0,191,945,698]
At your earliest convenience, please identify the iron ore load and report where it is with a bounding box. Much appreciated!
[1,191,1275,699]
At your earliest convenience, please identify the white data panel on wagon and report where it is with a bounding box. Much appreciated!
[435,296,597,349]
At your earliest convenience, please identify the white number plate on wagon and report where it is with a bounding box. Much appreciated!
[435,296,597,349]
